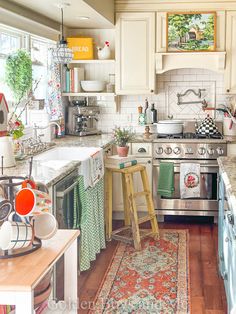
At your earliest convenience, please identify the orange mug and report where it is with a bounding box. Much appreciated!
[15,188,52,217]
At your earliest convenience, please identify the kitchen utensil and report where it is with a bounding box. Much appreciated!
[32,212,58,240]
[0,219,33,250]
[223,117,236,136]
[156,120,183,135]
[81,80,106,92]
[0,137,16,168]
[15,188,52,217]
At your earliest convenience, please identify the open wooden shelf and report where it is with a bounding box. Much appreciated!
[69,59,115,64]
[62,92,115,97]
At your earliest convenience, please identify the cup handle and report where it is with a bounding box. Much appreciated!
[22,179,37,189]
[8,211,28,224]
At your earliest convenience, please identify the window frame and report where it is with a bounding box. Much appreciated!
[0,24,56,127]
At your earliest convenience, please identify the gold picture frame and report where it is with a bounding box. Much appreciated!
[166,12,217,52]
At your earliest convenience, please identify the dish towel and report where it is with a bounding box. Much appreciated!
[79,157,92,189]
[180,163,201,199]
[89,148,104,187]
[157,162,175,197]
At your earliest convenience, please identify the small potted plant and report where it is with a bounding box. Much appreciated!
[113,127,135,157]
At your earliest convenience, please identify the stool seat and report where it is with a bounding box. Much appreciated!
[105,163,159,250]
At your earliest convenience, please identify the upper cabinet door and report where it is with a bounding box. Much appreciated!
[225,11,236,94]
[115,12,155,95]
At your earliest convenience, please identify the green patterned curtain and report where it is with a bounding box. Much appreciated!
[73,176,106,272]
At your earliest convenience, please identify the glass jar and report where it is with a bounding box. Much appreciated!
[106,74,115,93]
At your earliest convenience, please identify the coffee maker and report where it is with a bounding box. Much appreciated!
[66,100,101,136]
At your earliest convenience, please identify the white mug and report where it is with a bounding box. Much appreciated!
[32,212,58,240]
[0,219,33,250]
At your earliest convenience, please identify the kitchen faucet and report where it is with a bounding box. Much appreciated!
[33,121,62,139]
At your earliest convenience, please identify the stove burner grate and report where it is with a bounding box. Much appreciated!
[156,132,223,140]
[156,133,183,139]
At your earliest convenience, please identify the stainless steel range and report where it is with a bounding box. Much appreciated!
[152,133,227,222]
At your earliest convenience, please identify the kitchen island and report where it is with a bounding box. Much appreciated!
[218,156,236,314]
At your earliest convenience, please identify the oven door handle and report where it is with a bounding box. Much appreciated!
[153,163,218,168]
[56,181,78,198]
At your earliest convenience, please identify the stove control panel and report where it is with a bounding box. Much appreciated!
[154,143,227,159]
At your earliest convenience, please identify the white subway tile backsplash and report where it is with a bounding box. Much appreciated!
[183,75,197,81]
[96,69,229,133]
[171,75,184,81]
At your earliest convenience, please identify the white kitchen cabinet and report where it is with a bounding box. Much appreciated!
[115,12,155,95]
[225,11,236,94]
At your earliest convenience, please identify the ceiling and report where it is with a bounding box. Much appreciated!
[7,0,114,29]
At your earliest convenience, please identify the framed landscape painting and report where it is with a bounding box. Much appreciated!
[167,12,216,52]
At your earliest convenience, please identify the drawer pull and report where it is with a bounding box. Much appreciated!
[138,148,147,153]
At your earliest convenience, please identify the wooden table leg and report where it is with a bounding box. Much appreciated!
[140,168,159,239]
[125,173,141,251]
[64,238,78,313]
[122,173,130,226]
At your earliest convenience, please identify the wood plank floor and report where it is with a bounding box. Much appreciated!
[77,222,227,314]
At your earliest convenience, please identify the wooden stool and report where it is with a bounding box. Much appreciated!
[105,164,159,250]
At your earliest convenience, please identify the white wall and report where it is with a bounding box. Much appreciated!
[97,68,231,133]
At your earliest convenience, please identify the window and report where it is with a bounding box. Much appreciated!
[0,24,56,126]
[0,26,25,103]
[31,36,55,100]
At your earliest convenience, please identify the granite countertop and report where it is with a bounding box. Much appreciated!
[2,134,113,188]
[53,134,114,148]
[3,132,236,188]
[218,156,236,215]
[2,159,81,188]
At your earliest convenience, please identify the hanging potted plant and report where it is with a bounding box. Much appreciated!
[113,127,135,157]
[5,49,34,137]
[4,49,36,156]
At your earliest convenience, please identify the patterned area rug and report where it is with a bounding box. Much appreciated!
[90,230,190,314]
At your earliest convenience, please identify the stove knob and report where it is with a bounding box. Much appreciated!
[173,147,181,155]
[156,147,163,155]
[217,147,224,155]
[208,148,215,155]
[164,147,172,155]
[198,147,206,155]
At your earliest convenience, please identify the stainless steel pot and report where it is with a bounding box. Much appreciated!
[156,120,183,135]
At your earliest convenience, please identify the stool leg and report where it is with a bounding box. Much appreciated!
[105,169,113,241]
[122,173,130,226]
[125,173,141,250]
[140,168,159,239]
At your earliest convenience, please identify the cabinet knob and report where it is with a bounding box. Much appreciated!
[227,89,230,93]
[138,148,147,153]
[147,160,151,164]
[150,89,154,93]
